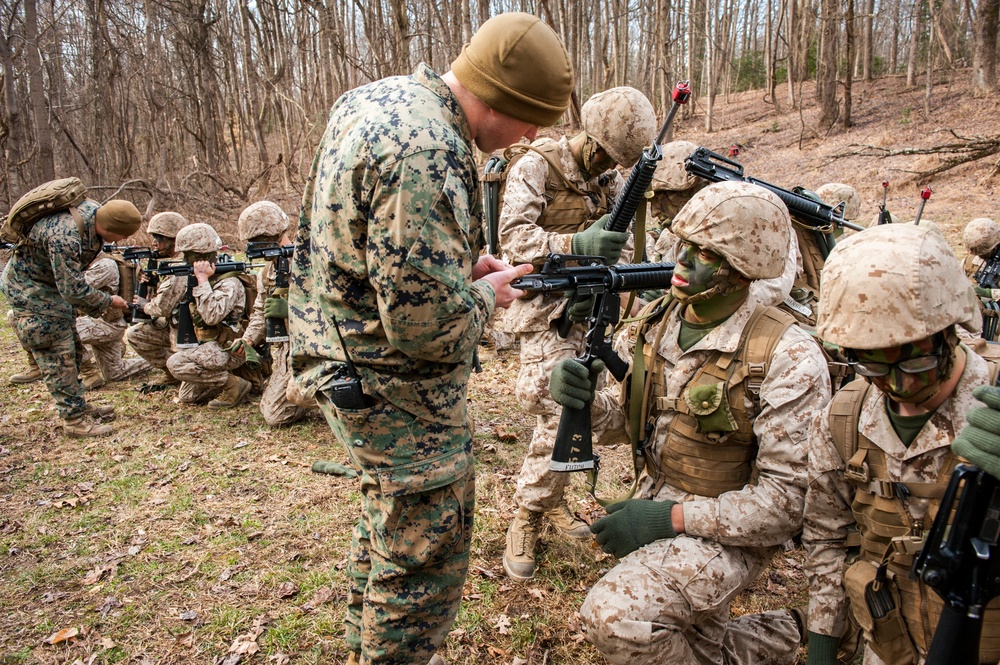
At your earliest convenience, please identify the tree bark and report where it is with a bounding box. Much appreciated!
[818,0,839,127]
[972,0,1000,89]
[24,0,53,182]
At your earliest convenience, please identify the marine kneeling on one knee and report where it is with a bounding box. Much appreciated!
[164,223,253,409]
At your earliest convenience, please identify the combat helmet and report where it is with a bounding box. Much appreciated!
[580,87,657,168]
[238,201,289,241]
[147,212,189,239]
[963,217,1000,257]
[817,224,980,349]
[175,222,223,253]
[670,181,789,281]
[815,183,861,221]
[651,140,700,192]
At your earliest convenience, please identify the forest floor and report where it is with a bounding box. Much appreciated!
[0,69,997,665]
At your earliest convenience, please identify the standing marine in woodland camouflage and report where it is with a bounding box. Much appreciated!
[550,181,831,664]
[499,86,656,582]
[1,198,141,437]
[288,12,573,665]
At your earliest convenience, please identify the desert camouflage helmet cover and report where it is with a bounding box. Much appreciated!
[651,140,700,192]
[580,87,657,168]
[238,201,289,240]
[815,182,861,221]
[817,224,980,348]
[963,217,1000,256]
[175,222,223,253]
[147,212,189,239]
[670,181,789,280]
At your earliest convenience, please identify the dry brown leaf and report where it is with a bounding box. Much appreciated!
[493,614,511,635]
[44,626,80,644]
[276,581,299,598]
[527,587,546,601]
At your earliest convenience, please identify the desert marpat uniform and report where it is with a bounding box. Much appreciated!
[803,350,1000,665]
[165,273,247,403]
[289,64,488,663]
[501,135,626,512]
[76,256,150,382]
[126,263,188,372]
[242,261,309,425]
[0,200,110,419]
[580,292,832,663]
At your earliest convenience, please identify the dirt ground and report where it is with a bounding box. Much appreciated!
[0,69,996,664]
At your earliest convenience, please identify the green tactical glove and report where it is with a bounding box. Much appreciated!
[976,285,994,299]
[589,499,677,558]
[805,631,840,665]
[571,215,629,265]
[311,461,359,479]
[640,289,664,302]
[567,295,596,323]
[225,339,262,369]
[952,385,1000,480]
[549,358,605,410]
[263,296,288,319]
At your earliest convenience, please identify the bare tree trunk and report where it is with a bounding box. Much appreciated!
[24,0,53,182]
[844,0,855,127]
[972,0,1000,89]
[0,20,25,201]
[891,0,902,72]
[862,0,874,79]
[907,0,923,87]
[818,0,839,127]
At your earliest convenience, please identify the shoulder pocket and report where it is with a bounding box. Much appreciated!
[405,167,473,290]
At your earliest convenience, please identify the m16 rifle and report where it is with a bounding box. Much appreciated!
[511,254,675,474]
[877,180,893,225]
[157,260,251,349]
[684,147,864,258]
[245,242,293,343]
[104,246,167,322]
[912,464,1000,665]
[914,186,932,225]
[552,80,690,338]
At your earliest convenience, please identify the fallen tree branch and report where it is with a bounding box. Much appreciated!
[831,133,1000,178]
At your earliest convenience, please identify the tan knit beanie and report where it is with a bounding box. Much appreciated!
[95,200,142,237]
[451,12,573,127]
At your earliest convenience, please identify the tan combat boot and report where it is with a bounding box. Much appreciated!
[84,404,116,420]
[503,507,542,582]
[10,362,42,384]
[80,357,105,390]
[345,652,360,665]
[544,500,592,539]
[428,655,449,665]
[208,374,252,409]
[63,415,113,438]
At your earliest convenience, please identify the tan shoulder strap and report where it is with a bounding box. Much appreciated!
[829,378,871,465]
[728,305,796,402]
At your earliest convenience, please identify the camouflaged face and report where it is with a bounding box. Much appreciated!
[581,86,658,168]
[817,223,981,348]
[238,201,289,241]
[963,217,1000,256]
[175,222,222,253]
[669,181,790,280]
[147,212,189,239]
[815,183,861,221]
[651,140,700,192]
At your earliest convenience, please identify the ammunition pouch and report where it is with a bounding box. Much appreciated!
[844,560,917,665]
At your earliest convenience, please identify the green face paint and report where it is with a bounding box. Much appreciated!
[672,240,725,299]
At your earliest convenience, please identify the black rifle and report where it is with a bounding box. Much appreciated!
[877,180,893,225]
[0,241,13,250]
[512,254,675,472]
[246,242,293,343]
[684,147,864,259]
[974,247,1000,340]
[555,81,690,338]
[159,261,250,349]
[912,464,1000,665]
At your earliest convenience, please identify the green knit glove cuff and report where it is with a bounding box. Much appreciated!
[805,631,840,665]
[976,285,993,299]
[952,386,1000,479]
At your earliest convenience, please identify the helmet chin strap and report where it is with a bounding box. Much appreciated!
[671,263,740,305]
[579,132,602,178]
